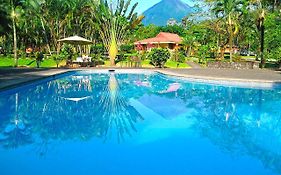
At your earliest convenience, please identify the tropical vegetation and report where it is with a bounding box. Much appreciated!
[0,0,280,68]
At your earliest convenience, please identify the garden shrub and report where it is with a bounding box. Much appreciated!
[267,47,281,68]
[149,48,170,68]
[120,44,135,53]
[35,51,44,68]
[51,54,64,68]
[233,54,242,62]
[140,51,149,60]
[91,44,107,62]
[197,43,218,64]
[197,45,208,64]
[172,50,186,63]
[61,44,74,61]
[90,53,105,66]
[91,44,106,55]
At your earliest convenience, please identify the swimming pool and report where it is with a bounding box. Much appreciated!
[0,70,281,175]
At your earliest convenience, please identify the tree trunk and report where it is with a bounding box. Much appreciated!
[229,34,233,62]
[260,22,265,68]
[40,18,51,55]
[228,15,233,62]
[12,8,18,67]
[220,46,225,59]
[36,61,40,68]
[248,42,251,56]
[187,46,192,57]
[259,9,265,68]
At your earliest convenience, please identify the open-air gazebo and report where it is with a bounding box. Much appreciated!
[58,35,93,67]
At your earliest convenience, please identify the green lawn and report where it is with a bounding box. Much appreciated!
[140,60,154,68]
[107,59,190,68]
[165,59,190,68]
[0,56,190,69]
[0,56,65,68]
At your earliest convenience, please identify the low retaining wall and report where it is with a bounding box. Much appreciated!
[207,61,260,69]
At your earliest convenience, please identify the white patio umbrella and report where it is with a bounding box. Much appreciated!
[58,35,93,56]
[58,35,93,45]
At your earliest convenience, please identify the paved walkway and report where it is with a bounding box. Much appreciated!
[159,68,281,88]
[0,68,70,90]
[161,68,281,83]
[186,61,202,69]
[0,68,281,90]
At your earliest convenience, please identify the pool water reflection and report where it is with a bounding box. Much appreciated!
[0,71,281,175]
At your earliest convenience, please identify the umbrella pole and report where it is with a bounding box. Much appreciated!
[79,45,82,56]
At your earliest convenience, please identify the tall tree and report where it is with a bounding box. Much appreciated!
[212,0,244,62]
[250,0,271,68]
[4,0,24,66]
[93,0,144,66]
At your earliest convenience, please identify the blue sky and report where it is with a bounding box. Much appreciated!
[131,0,197,14]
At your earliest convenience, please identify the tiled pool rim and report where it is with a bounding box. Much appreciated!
[157,70,281,89]
[0,69,281,92]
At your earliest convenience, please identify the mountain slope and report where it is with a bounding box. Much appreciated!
[142,0,194,26]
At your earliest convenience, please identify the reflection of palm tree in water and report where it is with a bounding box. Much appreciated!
[0,73,143,149]
[96,72,144,142]
[0,93,32,149]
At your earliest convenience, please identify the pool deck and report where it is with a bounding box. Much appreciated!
[158,69,281,88]
[0,68,70,91]
[0,67,281,90]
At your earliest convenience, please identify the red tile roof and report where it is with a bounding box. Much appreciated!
[134,32,182,45]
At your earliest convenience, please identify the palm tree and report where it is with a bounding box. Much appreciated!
[0,2,11,37]
[6,0,23,67]
[26,0,53,54]
[212,0,244,62]
[257,8,266,67]
[249,0,280,68]
[249,0,269,68]
[93,0,144,66]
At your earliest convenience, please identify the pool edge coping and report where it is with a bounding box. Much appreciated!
[1,68,281,91]
[157,70,281,89]
[0,69,72,92]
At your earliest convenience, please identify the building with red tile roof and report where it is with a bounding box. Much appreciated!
[134,32,182,51]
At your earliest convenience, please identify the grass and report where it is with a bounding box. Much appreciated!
[140,60,154,68]
[0,56,190,69]
[105,59,190,68]
[241,56,256,59]
[165,59,190,68]
[0,56,65,68]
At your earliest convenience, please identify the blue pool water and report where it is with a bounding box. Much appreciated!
[0,70,281,175]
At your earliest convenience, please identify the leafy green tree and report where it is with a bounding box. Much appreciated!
[149,48,170,68]
[2,0,24,66]
[249,0,280,67]
[131,24,160,42]
[0,2,11,36]
[52,54,63,68]
[35,51,44,68]
[212,0,245,62]
[159,25,185,36]
[197,44,209,63]
[237,9,259,56]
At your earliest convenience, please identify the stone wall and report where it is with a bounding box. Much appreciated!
[207,61,260,69]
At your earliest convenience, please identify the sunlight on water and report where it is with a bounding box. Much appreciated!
[0,71,281,175]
